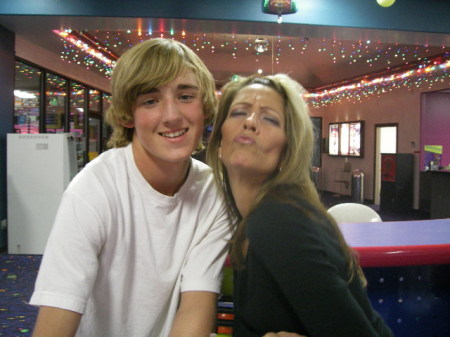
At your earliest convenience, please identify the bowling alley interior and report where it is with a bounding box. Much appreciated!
[0,1,450,336]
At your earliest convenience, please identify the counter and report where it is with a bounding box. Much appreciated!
[340,218,450,267]
[340,219,450,337]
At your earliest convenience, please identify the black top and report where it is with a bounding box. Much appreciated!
[233,198,394,337]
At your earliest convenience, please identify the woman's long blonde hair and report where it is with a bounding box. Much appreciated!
[207,74,365,284]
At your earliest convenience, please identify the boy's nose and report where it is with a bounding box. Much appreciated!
[163,99,182,122]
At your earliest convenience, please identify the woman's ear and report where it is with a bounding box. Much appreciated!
[218,142,222,159]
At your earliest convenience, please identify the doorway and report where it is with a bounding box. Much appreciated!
[374,124,397,204]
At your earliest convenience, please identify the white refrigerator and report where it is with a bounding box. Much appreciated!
[7,133,78,254]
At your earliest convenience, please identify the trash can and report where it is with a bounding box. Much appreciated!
[351,169,364,203]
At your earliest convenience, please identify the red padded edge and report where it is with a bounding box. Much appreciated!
[354,244,450,267]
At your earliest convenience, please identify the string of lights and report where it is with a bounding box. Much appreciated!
[53,29,450,107]
[306,52,450,107]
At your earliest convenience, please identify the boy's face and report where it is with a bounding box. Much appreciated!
[127,70,204,168]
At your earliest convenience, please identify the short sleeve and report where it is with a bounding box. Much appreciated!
[180,201,231,294]
[29,191,103,314]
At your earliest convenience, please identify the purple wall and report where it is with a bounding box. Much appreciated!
[420,91,450,170]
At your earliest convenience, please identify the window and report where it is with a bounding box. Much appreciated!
[14,61,41,134]
[45,73,67,133]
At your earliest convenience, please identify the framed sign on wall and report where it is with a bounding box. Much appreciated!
[328,121,364,157]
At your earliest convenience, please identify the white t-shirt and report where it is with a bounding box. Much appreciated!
[30,144,231,337]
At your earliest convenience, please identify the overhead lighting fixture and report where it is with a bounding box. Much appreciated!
[262,0,298,23]
[254,38,270,53]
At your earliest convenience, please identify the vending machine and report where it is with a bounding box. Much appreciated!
[7,133,77,254]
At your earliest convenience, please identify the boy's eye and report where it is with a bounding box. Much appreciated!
[179,94,194,101]
[142,98,157,106]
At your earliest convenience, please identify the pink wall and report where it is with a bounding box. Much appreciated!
[420,91,450,169]
[311,79,450,209]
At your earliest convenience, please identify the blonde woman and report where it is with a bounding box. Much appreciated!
[207,74,393,337]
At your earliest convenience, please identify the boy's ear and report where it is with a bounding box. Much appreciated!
[122,121,135,128]
[119,118,134,128]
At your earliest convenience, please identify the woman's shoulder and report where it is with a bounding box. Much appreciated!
[255,197,299,215]
[248,187,330,236]
[256,185,315,216]
[249,197,307,233]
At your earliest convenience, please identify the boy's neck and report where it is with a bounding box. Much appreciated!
[131,142,191,196]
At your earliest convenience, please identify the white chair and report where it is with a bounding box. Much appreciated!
[327,203,382,224]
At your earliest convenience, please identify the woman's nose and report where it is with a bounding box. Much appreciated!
[243,112,258,131]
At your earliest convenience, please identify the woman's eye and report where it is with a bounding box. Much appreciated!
[263,116,281,126]
[229,110,247,117]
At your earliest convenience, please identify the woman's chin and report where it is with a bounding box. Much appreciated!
[228,163,272,181]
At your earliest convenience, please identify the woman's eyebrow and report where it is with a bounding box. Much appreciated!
[231,102,280,114]
[231,102,251,108]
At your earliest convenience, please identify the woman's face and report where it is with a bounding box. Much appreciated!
[220,83,287,182]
